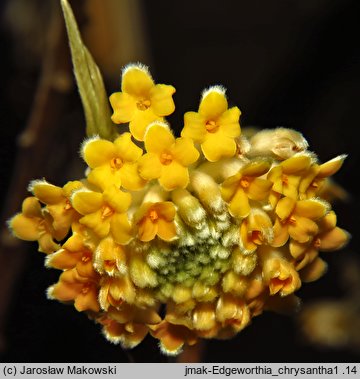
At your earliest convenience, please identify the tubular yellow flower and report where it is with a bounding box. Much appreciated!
[45,231,93,271]
[71,186,132,244]
[138,122,199,191]
[239,208,273,253]
[267,153,313,207]
[272,197,330,247]
[47,264,100,312]
[299,154,347,199]
[134,201,177,242]
[99,274,136,310]
[259,247,302,296]
[9,197,60,254]
[182,86,241,162]
[221,159,272,218]
[109,63,176,141]
[289,210,350,271]
[100,317,149,349]
[29,180,83,240]
[94,236,128,276]
[149,320,198,356]
[82,133,146,191]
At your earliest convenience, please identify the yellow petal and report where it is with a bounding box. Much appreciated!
[192,302,217,331]
[113,132,143,162]
[120,323,149,349]
[199,89,228,120]
[38,233,60,254]
[109,92,137,124]
[82,138,116,168]
[46,249,83,270]
[221,172,242,202]
[74,289,100,312]
[150,322,191,355]
[299,164,320,195]
[30,181,63,204]
[50,280,81,302]
[182,111,207,142]
[46,203,74,239]
[157,218,177,241]
[202,132,236,162]
[138,216,158,242]
[171,137,199,166]
[122,65,154,97]
[103,186,132,213]
[144,123,175,154]
[240,220,257,252]
[300,257,327,282]
[119,163,147,191]
[319,227,350,251]
[217,107,241,138]
[288,216,318,243]
[247,178,272,201]
[9,213,41,241]
[295,199,329,220]
[155,202,176,221]
[229,188,250,218]
[275,197,296,221]
[318,154,347,178]
[282,175,301,199]
[289,240,308,259]
[71,190,103,215]
[242,160,271,177]
[318,210,337,231]
[129,109,160,141]
[80,210,110,237]
[149,84,176,116]
[272,218,289,247]
[138,153,162,180]
[159,161,189,190]
[267,165,282,183]
[22,197,42,217]
[111,213,133,245]
[281,154,312,174]
[87,165,122,190]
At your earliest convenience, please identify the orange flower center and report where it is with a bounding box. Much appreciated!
[81,283,92,294]
[149,209,159,222]
[313,237,321,248]
[64,199,72,210]
[110,157,123,169]
[205,120,219,133]
[160,152,173,165]
[136,99,151,111]
[282,174,288,185]
[250,230,263,245]
[104,260,116,270]
[240,178,250,188]
[81,252,92,263]
[311,180,319,188]
[288,216,297,225]
[270,277,292,292]
[102,205,114,219]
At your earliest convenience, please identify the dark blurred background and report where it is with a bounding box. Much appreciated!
[0,0,359,363]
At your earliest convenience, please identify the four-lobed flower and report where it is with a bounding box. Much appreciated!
[109,63,176,141]
[181,86,241,162]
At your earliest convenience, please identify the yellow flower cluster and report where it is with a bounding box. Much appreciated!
[9,63,350,355]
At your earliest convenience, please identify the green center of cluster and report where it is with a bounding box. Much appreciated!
[144,215,239,300]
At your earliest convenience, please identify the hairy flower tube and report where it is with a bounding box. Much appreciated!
[8,62,350,356]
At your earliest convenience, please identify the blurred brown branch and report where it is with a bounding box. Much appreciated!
[0,0,73,354]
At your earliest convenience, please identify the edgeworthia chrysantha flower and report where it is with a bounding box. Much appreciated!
[8,0,350,356]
